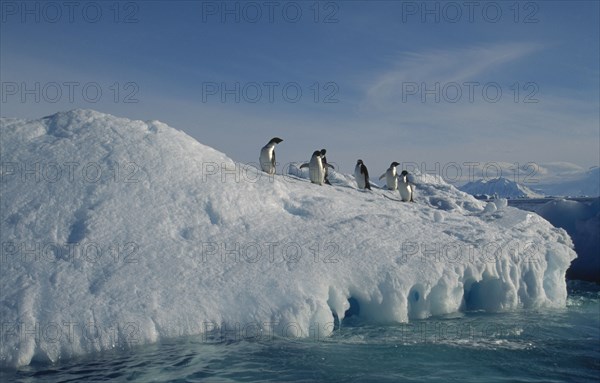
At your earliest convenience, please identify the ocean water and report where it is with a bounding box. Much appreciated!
[2,281,598,383]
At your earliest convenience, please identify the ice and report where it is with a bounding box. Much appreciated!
[494,198,508,210]
[484,202,498,214]
[0,110,577,368]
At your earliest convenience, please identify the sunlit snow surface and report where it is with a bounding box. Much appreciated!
[0,110,576,368]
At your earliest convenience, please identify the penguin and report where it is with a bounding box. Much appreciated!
[354,159,371,190]
[320,149,335,185]
[300,150,326,185]
[398,170,414,202]
[259,137,283,175]
[379,162,400,190]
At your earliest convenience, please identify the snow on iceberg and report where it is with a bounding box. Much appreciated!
[0,110,576,368]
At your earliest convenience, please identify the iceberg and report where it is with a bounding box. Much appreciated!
[0,110,576,368]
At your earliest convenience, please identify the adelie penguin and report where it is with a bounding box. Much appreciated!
[259,137,283,175]
[398,170,414,202]
[320,149,334,185]
[300,150,328,185]
[354,159,371,190]
[379,162,400,191]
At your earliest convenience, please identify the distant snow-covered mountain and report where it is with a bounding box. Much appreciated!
[535,167,599,197]
[459,177,544,199]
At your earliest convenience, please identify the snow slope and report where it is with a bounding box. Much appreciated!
[0,110,576,368]
[459,177,544,199]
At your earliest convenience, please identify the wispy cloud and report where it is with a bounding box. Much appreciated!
[356,42,599,167]
[364,42,544,110]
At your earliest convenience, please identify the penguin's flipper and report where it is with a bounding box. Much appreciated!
[326,164,335,169]
[379,173,385,180]
[299,163,309,169]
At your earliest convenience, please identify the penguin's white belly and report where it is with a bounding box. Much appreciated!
[259,148,274,174]
[398,183,412,201]
[386,172,398,190]
[309,158,325,184]
[354,167,366,189]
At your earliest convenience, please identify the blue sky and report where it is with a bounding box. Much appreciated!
[2,0,599,180]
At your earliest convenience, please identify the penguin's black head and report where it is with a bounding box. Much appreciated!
[357,159,363,165]
[391,162,400,167]
[400,170,409,176]
[269,137,283,144]
[320,149,327,155]
[312,150,322,157]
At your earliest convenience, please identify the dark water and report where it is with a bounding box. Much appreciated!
[2,281,598,383]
